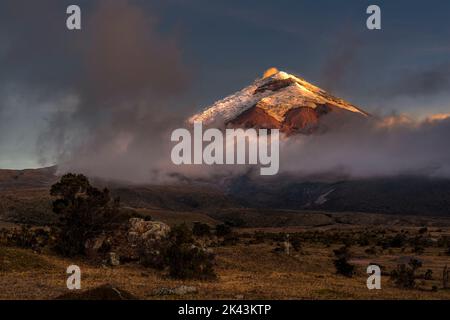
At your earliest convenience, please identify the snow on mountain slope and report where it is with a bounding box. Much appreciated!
[189,69,368,128]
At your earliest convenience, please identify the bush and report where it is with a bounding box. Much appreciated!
[390,258,422,289]
[423,269,433,280]
[333,246,355,277]
[170,224,194,245]
[290,237,302,252]
[389,233,407,248]
[138,240,167,270]
[0,226,54,252]
[165,224,216,280]
[166,244,216,280]
[192,222,211,237]
[413,245,425,254]
[216,224,232,237]
[223,217,245,228]
[220,234,239,246]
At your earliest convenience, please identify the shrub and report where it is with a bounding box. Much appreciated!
[389,233,407,248]
[166,244,216,280]
[366,246,380,255]
[413,245,425,254]
[290,237,302,252]
[272,243,284,253]
[250,231,266,244]
[220,234,239,246]
[333,246,355,277]
[223,217,245,228]
[138,241,168,270]
[170,224,194,245]
[423,269,433,280]
[0,226,54,252]
[192,222,211,237]
[165,224,216,280]
[390,258,422,289]
[216,224,232,237]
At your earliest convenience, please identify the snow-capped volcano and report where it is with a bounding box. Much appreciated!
[189,68,369,134]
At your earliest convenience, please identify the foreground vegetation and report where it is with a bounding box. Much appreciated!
[1,221,450,299]
[0,174,449,299]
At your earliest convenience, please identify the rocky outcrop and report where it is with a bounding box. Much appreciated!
[127,218,170,244]
[84,218,170,265]
[283,107,319,134]
[229,105,324,135]
[254,78,297,94]
[228,106,281,130]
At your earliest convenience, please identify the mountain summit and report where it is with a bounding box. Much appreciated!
[189,68,369,134]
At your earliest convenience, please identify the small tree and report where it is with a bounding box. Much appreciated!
[50,173,119,257]
[333,246,355,277]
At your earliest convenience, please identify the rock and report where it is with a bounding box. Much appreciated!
[153,287,174,296]
[173,285,198,295]
[153,285,198,296]
[128,218,170,243]
[83,218,170,264]
[125,218,170,266]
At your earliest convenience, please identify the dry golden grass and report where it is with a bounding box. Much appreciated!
[0,239,449,300]
[135,208,220,227]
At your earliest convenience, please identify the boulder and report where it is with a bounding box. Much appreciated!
[128,218,170,243]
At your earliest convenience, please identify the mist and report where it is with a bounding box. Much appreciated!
[279,113,450,179]
[37,0,191,183]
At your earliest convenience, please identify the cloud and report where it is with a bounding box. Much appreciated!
[29,0,192,182]
[385,64,450,98]
[2,0,450,183]
[279,113,450,178]
[319,29,364,93]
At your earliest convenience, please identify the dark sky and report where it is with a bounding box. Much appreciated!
[1,0,450,169]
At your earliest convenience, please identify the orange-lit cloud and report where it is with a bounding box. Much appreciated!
[425,113,450,122]
[376,114,414,128]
